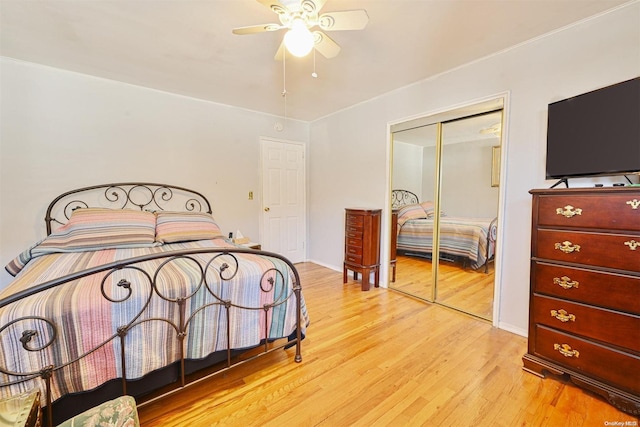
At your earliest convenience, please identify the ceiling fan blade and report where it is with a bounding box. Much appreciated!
[301,0,327,15]
[232,23,283,35]
[257,0,290,16]
[313,31,341,59]
[319,10,369,31]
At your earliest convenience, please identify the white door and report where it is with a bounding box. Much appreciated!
[260,138,306,263]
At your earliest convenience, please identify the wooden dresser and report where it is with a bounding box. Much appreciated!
[343,208,381,291]
[523,187,640,415]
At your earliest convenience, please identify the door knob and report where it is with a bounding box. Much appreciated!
[264,207,270,212]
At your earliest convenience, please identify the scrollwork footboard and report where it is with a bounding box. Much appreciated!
[0,247,305,427]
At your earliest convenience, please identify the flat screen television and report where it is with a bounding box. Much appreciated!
[545,77,640,182]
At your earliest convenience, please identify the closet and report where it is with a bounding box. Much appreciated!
[389,98,504,320]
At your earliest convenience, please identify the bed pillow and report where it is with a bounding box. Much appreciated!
[38,208,157,251]
[396,203,428,227]
[5,240,43,277]
[155,211,223,243]
[420,201,437,218]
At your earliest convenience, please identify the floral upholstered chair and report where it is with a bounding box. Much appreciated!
[56,395,139,427]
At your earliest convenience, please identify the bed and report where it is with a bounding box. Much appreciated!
[392,189,497,273]
[0,183,308,426]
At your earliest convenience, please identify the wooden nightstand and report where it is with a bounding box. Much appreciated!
[240,242,261,250]
[0,389,41,427]
[343,208,381,291]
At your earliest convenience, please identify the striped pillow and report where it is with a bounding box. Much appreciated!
[420,201,445,218]
[397,203,428,227]
[155,211,223,243]
[38,208,157,251]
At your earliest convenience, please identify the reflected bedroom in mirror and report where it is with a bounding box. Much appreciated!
[390,104,503,321]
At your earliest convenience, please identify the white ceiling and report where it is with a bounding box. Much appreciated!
[0,0,631,121]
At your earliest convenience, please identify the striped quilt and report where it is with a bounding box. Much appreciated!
[0,238,308,404]
[397,216,496,268]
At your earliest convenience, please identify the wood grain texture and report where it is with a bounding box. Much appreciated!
[390,254,494,319]
[138,262,638,426]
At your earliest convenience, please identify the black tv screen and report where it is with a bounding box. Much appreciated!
[546,77,640,180]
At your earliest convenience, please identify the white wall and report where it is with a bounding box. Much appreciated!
[440,140,499,218]
[0,58,309,290]
[308,3,639,336]
[392,141,423,196]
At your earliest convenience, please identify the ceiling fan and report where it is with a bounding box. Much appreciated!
[232,0,369,59]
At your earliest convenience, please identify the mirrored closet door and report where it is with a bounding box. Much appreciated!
[390,99,503,320]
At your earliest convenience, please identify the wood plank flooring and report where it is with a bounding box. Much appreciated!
[391,254,495,320]
[138,262,638,426]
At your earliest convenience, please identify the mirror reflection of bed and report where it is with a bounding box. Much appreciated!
[390,102,502,321]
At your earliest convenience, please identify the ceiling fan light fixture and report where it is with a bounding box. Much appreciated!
[284,18,314,57]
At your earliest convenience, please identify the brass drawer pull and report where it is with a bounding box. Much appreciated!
[551,309,576,322]
[556,205,582,218]
[553,276,579,289]
[554,343,579,358]
[554,241,580,254]
[624,240,639,251]
[627,199,640,210]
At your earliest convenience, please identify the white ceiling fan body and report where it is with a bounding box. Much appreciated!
[232,0,369,59]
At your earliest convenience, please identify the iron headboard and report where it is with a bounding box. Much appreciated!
[391,189,419,208]
[45,182,213,235]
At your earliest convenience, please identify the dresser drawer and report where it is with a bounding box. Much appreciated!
[345,254,362,264]
[346,230,362,239]
[533,294,640,352]
[534,325,640,394]
[346,236,362,247]
[346,214,364,228]
[532,262,640,314]
[346,245,363,257]
[535,229,640,272]
[537,193,640,231]
[346,225,363,234]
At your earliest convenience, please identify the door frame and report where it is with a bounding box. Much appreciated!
[384,92,510,327]
[259,136,307,263]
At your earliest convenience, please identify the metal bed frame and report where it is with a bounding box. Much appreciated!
[0,183,304,426]
[392,189,496,273]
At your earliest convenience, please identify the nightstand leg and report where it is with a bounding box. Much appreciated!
[362,268,370,291]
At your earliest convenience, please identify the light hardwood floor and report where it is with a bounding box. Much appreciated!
[391,254,495,319]
[138,262,638,426]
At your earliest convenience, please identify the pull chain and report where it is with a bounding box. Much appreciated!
[312,48,318,78]
[282,49,288,123]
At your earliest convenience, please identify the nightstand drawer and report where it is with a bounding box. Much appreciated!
[345,254,362,264]
[346,236,362,247]
[537,193,640,231]
[346,214,364,227]
[533,294,640,352]
[345,229,363,238]
[533,325,640,395]
[346,245,362,257]
[535,229,640,271]
[532,261,640,313]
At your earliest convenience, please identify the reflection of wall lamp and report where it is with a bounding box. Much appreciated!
[284,18,314,57]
